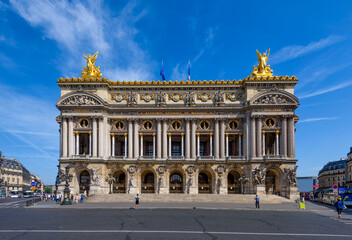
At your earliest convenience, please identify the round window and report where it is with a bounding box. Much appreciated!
[172,121,181,130]
[266,118,275,127]
[115,121,124,130]
[200,121,210,130]
[229,120,238,130]
[80,119,88,128]
[144,121,153,130]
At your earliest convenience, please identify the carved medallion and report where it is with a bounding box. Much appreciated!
[169,93,185,102]
[197,93,213,102]
[140,93,155,103]
[111,93,127,102]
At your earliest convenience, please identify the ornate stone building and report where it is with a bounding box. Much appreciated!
[56,51,299,199]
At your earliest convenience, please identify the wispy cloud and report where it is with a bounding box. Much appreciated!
[270,35,344,64]
[298,80,352,99]
[10,0,154,81]
[171,63,188,81]
[299,117,339,123]
[193,27,216,63]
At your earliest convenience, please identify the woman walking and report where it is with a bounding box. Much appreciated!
[334,196,345,218]
[135,194,140,209]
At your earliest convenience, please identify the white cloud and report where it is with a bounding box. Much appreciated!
[298,80,352,99]
[171,63,188,81]
[10,0,154,81]
[270,35,344,64]
[299,117,339,123]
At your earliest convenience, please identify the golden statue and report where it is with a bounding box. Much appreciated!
[81,52,102,78]
[251,49,273,77]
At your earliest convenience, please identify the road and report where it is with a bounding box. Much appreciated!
[0,207,352,239]
[0,197,31,208]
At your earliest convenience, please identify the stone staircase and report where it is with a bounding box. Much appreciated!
[87,194,293,203]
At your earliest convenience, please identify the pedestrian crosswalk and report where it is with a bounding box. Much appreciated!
[0,200,27,208]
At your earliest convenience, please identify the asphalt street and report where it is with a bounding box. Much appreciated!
[0,206,352,240]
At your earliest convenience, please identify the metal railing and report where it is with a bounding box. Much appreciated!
[167,156,185,161]
[226,156,246,161]
[138,156,156,161]
[26,197,41,207]
[109,156,127,161]
[196,156,214,161]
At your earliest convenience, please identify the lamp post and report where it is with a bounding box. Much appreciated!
[239,176,249,194]
[60,165,73,205]
[105,173,114,194]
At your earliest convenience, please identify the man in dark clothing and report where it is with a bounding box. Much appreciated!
[254,195,260,209]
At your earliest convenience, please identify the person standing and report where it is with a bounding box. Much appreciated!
[254,195,260,209]
[135,194,140,209]
[80,193,84,203]
[334,196,345,218]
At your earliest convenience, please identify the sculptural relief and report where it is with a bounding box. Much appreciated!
[127,92,138,106]
[214,90,225,106]
[111,93,127,102]
[252,167,266,185]
[253,93,295,105]
[185,92,196,106]
[156,92,167,106]
[60,95,101,106]
[285,167,298,187]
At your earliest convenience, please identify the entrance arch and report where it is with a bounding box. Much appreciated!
[141,171,155,193]
[169,171,184,193]
[227,170,241,194]
[79,170,90,194]
[198,171,212,194]
[265,169,281,195]
[113,171,126,193]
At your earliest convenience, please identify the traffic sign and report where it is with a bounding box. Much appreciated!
[31,186,36,191]
[332,184,338,189]
[31,182,36,187]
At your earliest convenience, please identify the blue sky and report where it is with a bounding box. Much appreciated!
[1,0,352,184]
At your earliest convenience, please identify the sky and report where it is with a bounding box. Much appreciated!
[1,0,352,184]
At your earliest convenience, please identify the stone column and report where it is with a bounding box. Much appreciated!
[209,133,213,156]
[111,134,115,157]
[75,132,79,155]
[225,133,229,157]
[239,133,242,156]
[288,117,294,158]
[185,120,190,160]
[62,118,68,157]
[59,119,63,158]
[281,116,287,157]
[250,117,256,158]
[214,119,219,159]
[168,133,172,157]
[256,117,262,158]
[162,120,168,159]
[124,133,128,157]
[153,133,156,158]
[244,114,250,159]
[68,117,74,157]
[89,132,92,156]
[104,116,110,159]
[196,133,200,157]
[134,120,139,159]
[275,131,279,156]
[220,120,225,159]
[92,118,98,157]
[191,120,196,159]
[128,120,133,159]
[181,133,184,157]
[98,118,104,157]
[262,131,265,156]
[140,133,143,157]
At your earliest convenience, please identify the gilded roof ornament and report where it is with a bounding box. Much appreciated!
[81,52,102,78]
[251,49,273,77]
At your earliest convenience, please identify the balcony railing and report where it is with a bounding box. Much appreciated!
[109,156,127,161]
[263,155,285,161]
[197,156,214,161]
[71,155,90,159]
[138,156,156,161]
[167,156,185,161]
[226,156,246,161]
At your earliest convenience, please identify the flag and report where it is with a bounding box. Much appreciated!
[160,61,165,81]
[188,60,191,81]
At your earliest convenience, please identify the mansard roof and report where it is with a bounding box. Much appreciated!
[319,159,348,174]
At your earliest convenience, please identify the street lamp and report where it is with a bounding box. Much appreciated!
[60,165,73,205]
[105,173,114,194]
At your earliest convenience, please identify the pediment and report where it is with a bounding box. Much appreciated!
[250,90,298,106]
[57,92,104,106]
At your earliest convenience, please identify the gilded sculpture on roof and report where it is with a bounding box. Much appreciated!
[81,52,102,78]
[251,49,273,77]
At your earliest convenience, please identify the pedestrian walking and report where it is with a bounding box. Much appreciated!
[135,194,140,208]
[254,194,260,209]
[80,193,84,203]
[74,194,78,204]
[334,196,345,218]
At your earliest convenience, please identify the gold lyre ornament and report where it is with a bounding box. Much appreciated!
[251,49,273,77]
[81,52,102,78]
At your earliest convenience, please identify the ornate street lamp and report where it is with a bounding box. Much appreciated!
[61,165,73,205]
[105,173,114,194]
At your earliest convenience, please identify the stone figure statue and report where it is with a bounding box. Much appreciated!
[285,168,298,187]
[252,167,266,185]
[251,49,273,77]
[216,177,222,194]
[156,92,167,106]
[186,177,194,194]
[127,92,138,106]
[185,92,195,106]
[89,168,101,185]
[214,90,225,105]
[81,52,102,78]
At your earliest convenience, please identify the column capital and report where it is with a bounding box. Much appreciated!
[152,133,156,137]
[74,131,79,136]
[139,133,143,137]
[239,133,243,136]
[209,133,213,137]
[181,133,184,137]
[276,130,280,135]
[89,132,92,136]
[262,131,266,135]
[225,133,229,137]
[168,133,172,137]
[196,133,200,137]
[124,133,128,137]
[111,133,115,137]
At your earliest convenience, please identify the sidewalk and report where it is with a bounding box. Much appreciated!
[29,200,351,213]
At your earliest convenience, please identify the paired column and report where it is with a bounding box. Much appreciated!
[239,133,242,156]
[111,134,115,157]
[128,120,133,159]
[262,131,265,156]
[133,120,139,159]
[191,120,196,159]
[162,120,168,159]
[89,132,92,156]
[225,133,229,157]
[62,118,68,157]
[256,117,262,158]
[288,117,295,158]
[220,120,225,159]
[181,133,184,157]
[280,117,287,157]
[68,117,74,157]
[157,120,162,159]
[98,117,104,157]
[214,120,219,159]
[92,118,98,157]
[185,120,190,159]
[275,131,279,156]
[250,117,256,158]
[124,133,128,157]
[168,133,172,157]
[153,133,156,158]
[75,132,79,155]
[209,133,213,156]
[196,133,200,157]
[140,134,143,157]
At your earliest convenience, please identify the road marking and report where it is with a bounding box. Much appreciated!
[0,230,351,237]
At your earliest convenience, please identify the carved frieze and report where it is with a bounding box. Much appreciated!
[197,93,213,102]
[253,93,296,105]
[156,92,167,106]
[60,95,102,106]
[140,93,155,103]
[214,90,225,106]
[185,92,196,106]
[168,93,185,102]
[127,92,138,106]
[226,91,244,102]
[111,93,127,102]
